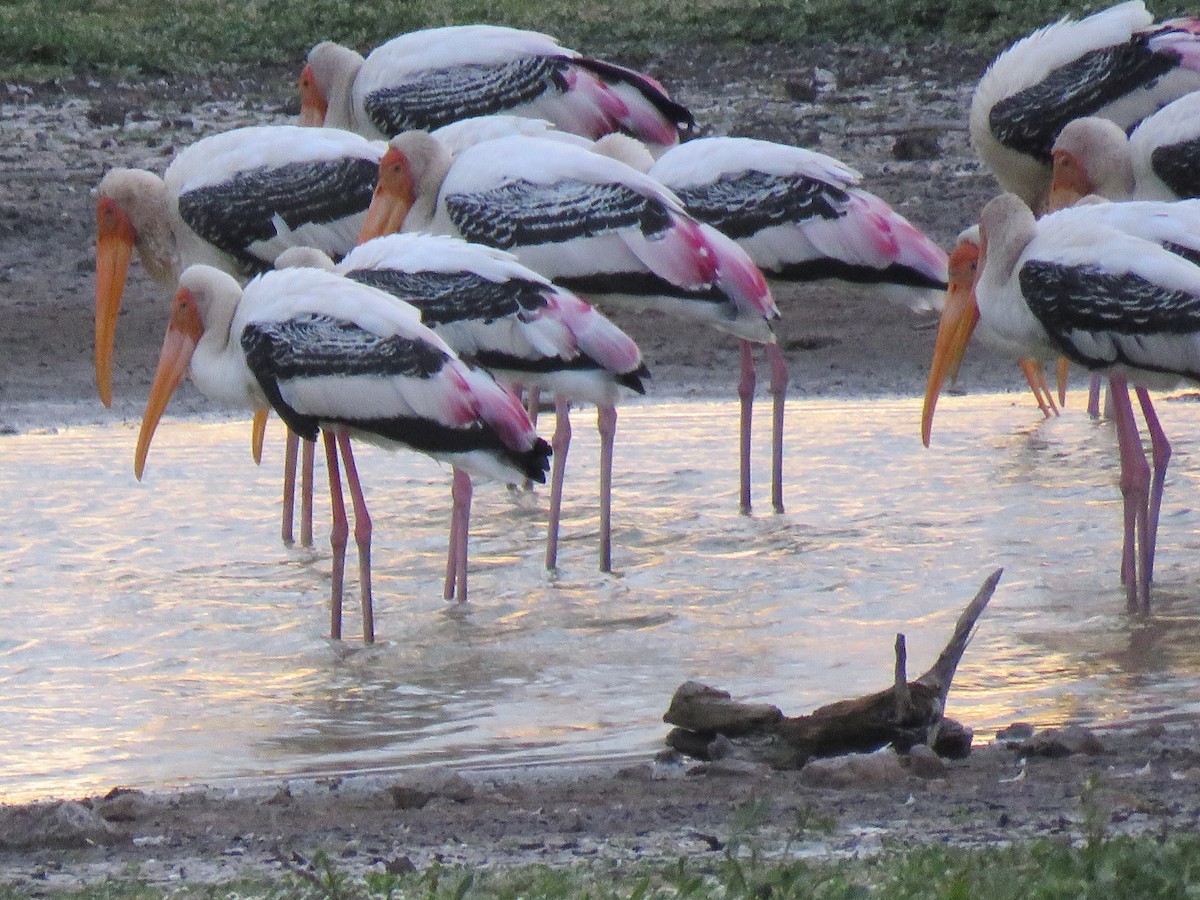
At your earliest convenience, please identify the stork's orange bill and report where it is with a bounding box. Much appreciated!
[921,240,981,448]
[1019,358,1057,418]
[251,407,270,465]
[95,196,137,408]
[135,286,204,480]
[357,148,415,242]
[1056,357,1071,405]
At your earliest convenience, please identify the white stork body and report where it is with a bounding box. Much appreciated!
[280,232,648,574]
[924,194,1200,612]
[646,134,958,503]
[135,264,551,642]
[96,124,387,545]
[971,1,1200,210]
[359,131,783,513]
[300,25,692,152]
[648,136,949,310]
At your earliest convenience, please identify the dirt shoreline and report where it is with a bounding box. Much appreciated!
[4,40,1198,890]
[5,720,1200,891]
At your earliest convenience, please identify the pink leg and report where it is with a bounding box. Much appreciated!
[322,431,347,640]
[1135,387,1171,587]
[1087,373,1102,419]
[526,386,542,428]
[766,343,788,514]
[545,396,572,571]
[1110,379,1151,613]
[451,468,473,603]
[444,503,462,601]
[336,432,374,644]
[597,403,617,573]
[281,430,298,545]
[738,340,755,516]
[300,438,315,548]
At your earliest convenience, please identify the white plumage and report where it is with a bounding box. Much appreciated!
[95,124,384,407]
[970,1,1200,210]
[1050,92,1200,207]
[924,194,1200,612]
[357,129,786,513]
[300,25,691,151]
[135,264,550,641]
[277,232,647,573]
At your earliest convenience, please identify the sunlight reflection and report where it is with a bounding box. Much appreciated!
[1,393,1200,801]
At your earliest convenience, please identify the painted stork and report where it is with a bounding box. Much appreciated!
[1049,92,1200,208]
[276,232,648,575]
[1046,95,1200,417]
[971,1,1200,213]
[96,124,385,546]
[134,264,551,642]
[357,130,780,514]
[298,24,693,152]
[923,193,1200,612]
[639,138,1062,451]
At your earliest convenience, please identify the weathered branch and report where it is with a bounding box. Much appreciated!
[893,633,909,718]
[663,569,1003,767]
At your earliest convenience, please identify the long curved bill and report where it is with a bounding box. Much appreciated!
[95,197,137,408]
[134,287,203,481]
[921,269,980,448]
[297,63,328,127]
[356,147,415,243]
[251,407,270,465]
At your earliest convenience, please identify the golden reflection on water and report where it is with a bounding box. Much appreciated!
[2,393,1200,801]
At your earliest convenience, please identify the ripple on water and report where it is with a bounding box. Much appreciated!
[2,393,1200,801]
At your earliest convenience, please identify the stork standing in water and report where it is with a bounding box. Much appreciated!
[924,193,1200,612]
[298,24,692,153]
[96,124,385,546]
[135,264,550,642]
[1045,94,1200,419]
[357,131,780,513]
[969,1,1200,412]
[277,233,648,576]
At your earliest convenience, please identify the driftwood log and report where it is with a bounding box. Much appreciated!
[664,568,1003,768]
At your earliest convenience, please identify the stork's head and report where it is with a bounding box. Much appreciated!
[357,131,447,242]
[135,265,240,481]
[1048,117,1133,212]
[299,41,364,130]
[95,168,172,407]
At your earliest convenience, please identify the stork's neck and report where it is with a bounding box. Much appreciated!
[405,143,453,232]
[132,180,181,290]
[1094,146,1136,201]
[322,45,365,133]
[976,199,1037,325]
[189,296,260,410]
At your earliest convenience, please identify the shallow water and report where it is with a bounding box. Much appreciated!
[3,393,1200,803]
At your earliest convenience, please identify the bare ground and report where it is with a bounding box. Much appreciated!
[4,41,1196,891]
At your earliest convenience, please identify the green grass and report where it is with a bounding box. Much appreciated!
[4,0,1197,79]
[7,835,1200,899]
